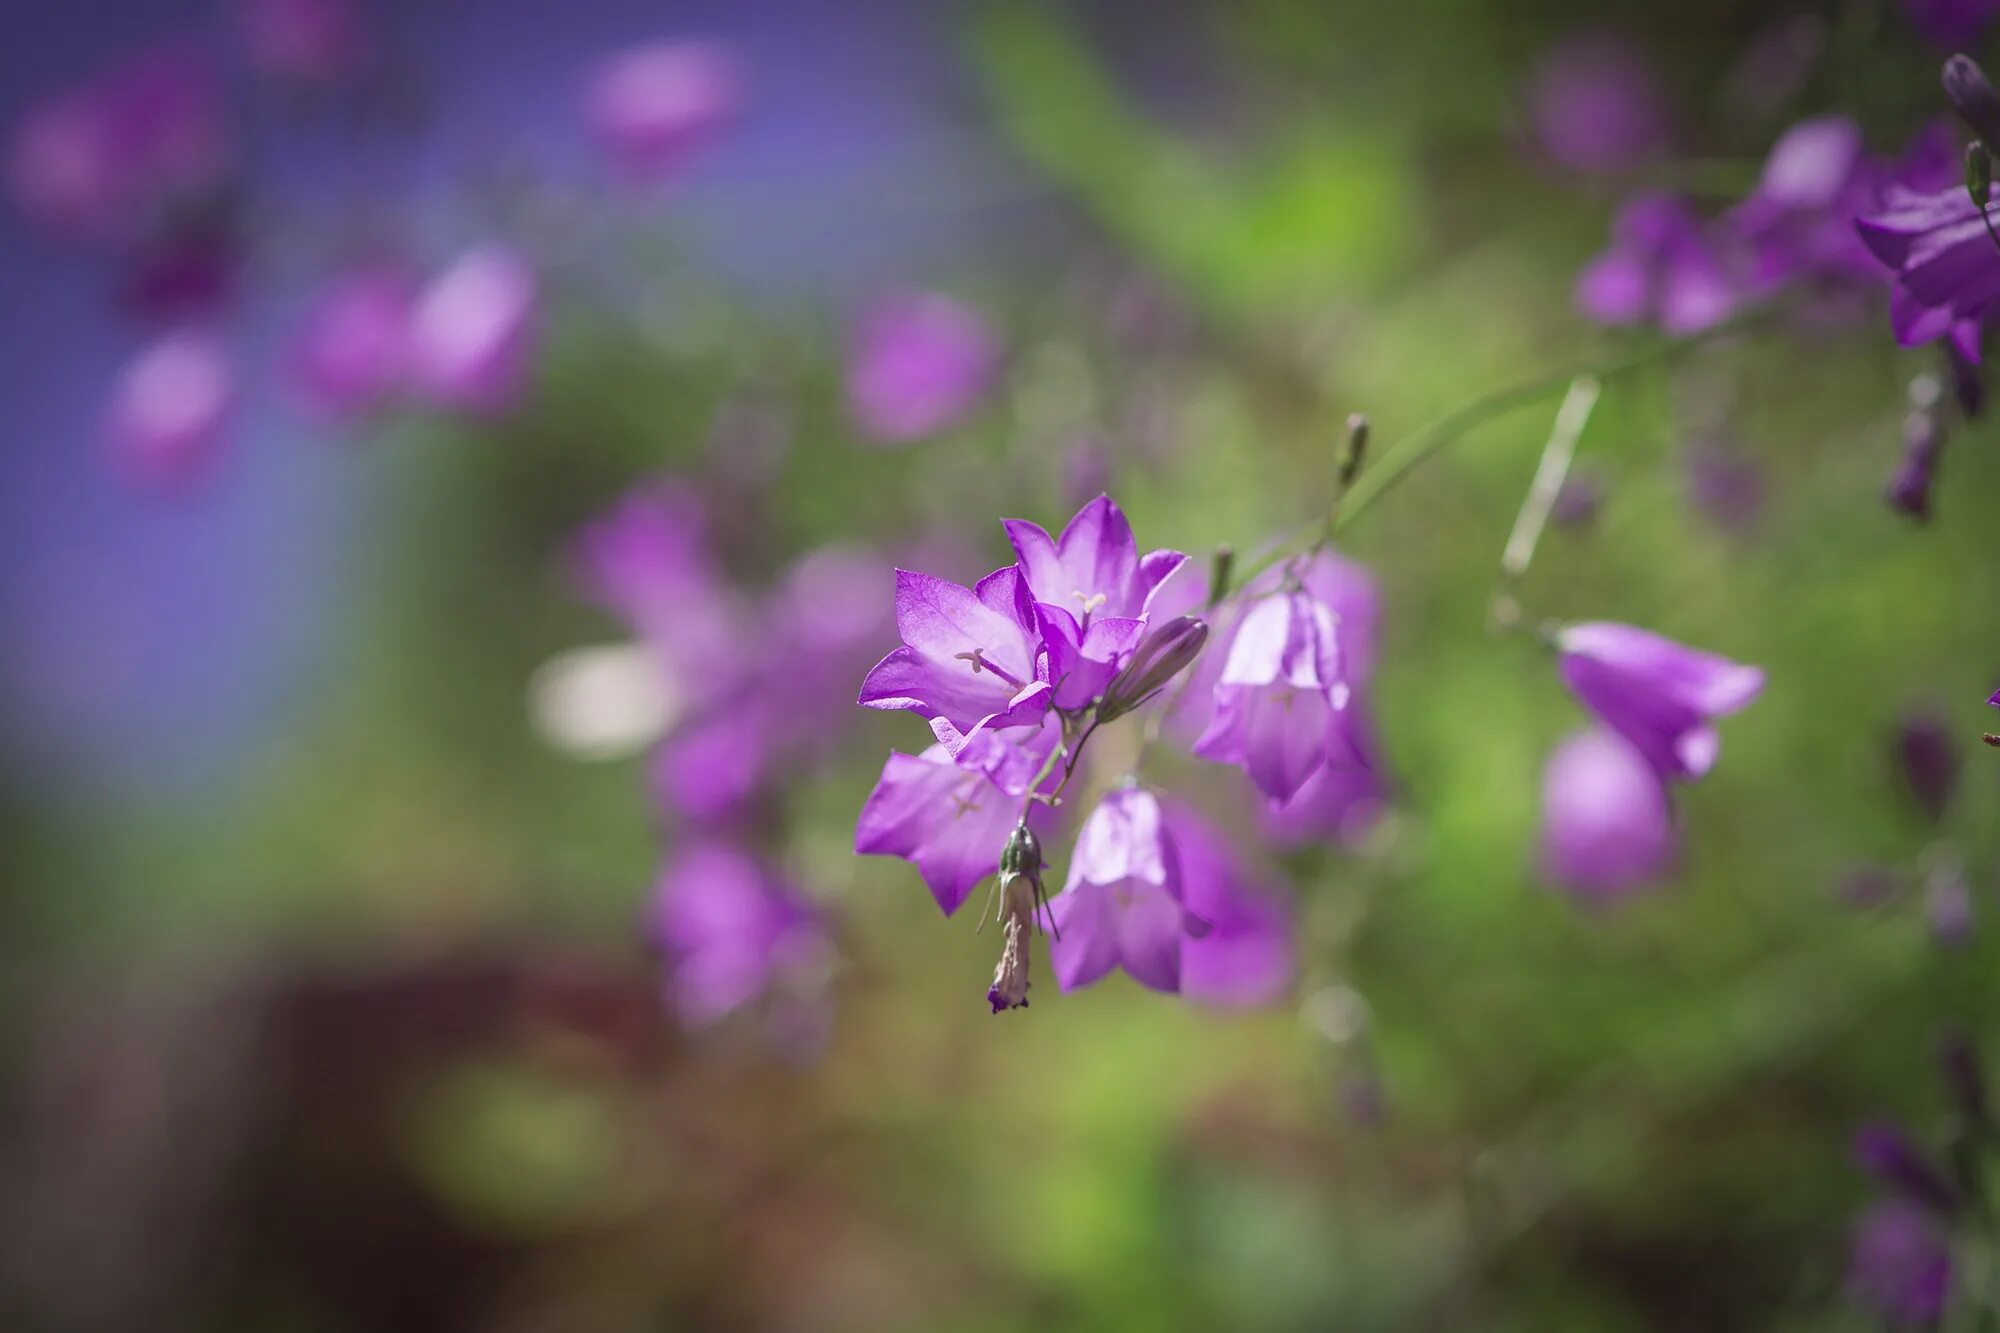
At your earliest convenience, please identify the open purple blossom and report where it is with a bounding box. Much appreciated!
[1046,786,1195,994]
[1525,33,1671,176]
[1166,800,1295,1006]
[1847,1201,1953,1326]
[846,292,999,445]
[104,328,234,492]
[1540,728,1677,903]
[1555,622,1765,783]
[406,243,541,418]
[1005,494,1184,707]
[1575,193,1737,334]
[1194,585,1353,804]
[585,40,740,185]
[290,263,412,421]
[648,842,827,1027]
[1858,186,1998,361]
[857,565,1052,747]
[1728,117,1880,292]
[855,717,1059,916]
[570,481,744,691]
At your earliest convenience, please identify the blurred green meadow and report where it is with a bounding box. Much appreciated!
[6,2,2000,1330]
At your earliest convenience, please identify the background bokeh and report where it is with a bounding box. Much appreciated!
[3,1,1999,1329]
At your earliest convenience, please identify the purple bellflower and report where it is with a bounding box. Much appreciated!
[1555,622,1765,782]
[1165,800,1296,1006]
[648,842,827,1027]
[1540,727,1677,903]
[290,263,412,421]
[1729,116,1882,292]
[1193,586,1353,804]
[1525,33,1671,175]
[1576,193,1737,334]
[1046,786,1196,994]
[1858,187,1999,361]
[1848,1201,1953,1326]
[1004,494,1185,708]
[407,243,541,418]
[855,716,1059,916]
[585,40,740,185]
[104,328,234,493]
[857,565,1052,747]
[846,292,999,445]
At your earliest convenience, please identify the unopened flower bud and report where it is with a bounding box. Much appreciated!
[1945,55,2000,148]
[998,819,1043,887]
[1340,413,1370,489]
[987,820,1043,1012]
[1886,410,1946,523]
[1097,615,1208,722]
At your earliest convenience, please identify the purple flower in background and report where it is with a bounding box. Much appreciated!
[857,565,1052,746]
[1684,439,1767,535]
[855,718,1058,915]
[1166,800,1295,1006]
[585,40,740,184]
[1550,467,1605,528]
[1896,710,1961,825]
[1576,193,1737,334]
[1926,861,1976,946]
[290,264,412,420]
[118,217,240,324]
[570,481,743,688]
[104,328,234,492]
[1555,622,1765,782]
[1525,33,1670,175]
[651,706,772,825]
[648,842,827,1027]
[1858,185,1998,361]
[846,292,999,445]
[6,46,229,241]
[1047,786,1193,994]
[1903,0,2000,46]
[1540,728,1677,903]
[1856,1122,1964,1215]
[1729,116,1881,290]
[1005,494,1184,707]
[1848,1201,1953,1326]
[1194,587,1352,803]
[407,243,541,418]
[1889,397,1950,521]
[242,0,365,86]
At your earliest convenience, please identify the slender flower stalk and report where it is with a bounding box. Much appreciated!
[1494,375,1601,629]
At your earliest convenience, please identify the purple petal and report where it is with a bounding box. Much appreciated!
[1047,882,1120,991]
[1575,248,1651,325]
[1541,728,1678,903]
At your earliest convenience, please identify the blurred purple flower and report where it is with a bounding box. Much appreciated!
[1166,800,1295,1006]
[406,243,541,418]
[651,706,771,825]
[1684,439,1766,535]
[1858,185,1998,362]
[6,46,228,242]
[1903,0,2000,46]
[1848,1201,1952,1326]
[242,0,365,86]
[1888,406,1947,521]
[1540,727,1677,903]
[846,292,999,445]
[118,219,240,323]
[855,718,1058,915]
[1839,862,1904,909]
[290,263,413,420]
[1047,786,1193,994]
[1005,493,1183,708]
[1856,1121,1964,1215]
[1556,621,1764,783]
[1194,587,1354,803]
[1896,710,1961,825]
[104,328,234,492]
[1729,117,1879,291]
[857,565,1052,747]
[585,40,740,184]
[1926,861,1976,946]
[1576,193,1737,334]
[1550,467,1604,528]
[570,481,743,688]
[648,842,827,1027]
[1525,33,1670,175]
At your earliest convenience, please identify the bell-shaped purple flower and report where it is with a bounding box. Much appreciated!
[1165,800,1295,1007]
[407,243,541,418]
[1858,185,2000,361]
[569,481,744,690]
[1047,786,1193,994]
[104,328,234,492]
[290,263,412,420]
[1555,621,1765,782]
[1525,33,1671,175]
[846,292,998,445]
[1848,1200,1953,1326]
[585,40,740,184]
[1540,728,1677,903]
[857,565,1052,745]
[648,842,827,1027]
[855,718,1058,915]
[1576,193,1737,335]
[1728,116,1881,291]
[1194,588,1351,803]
